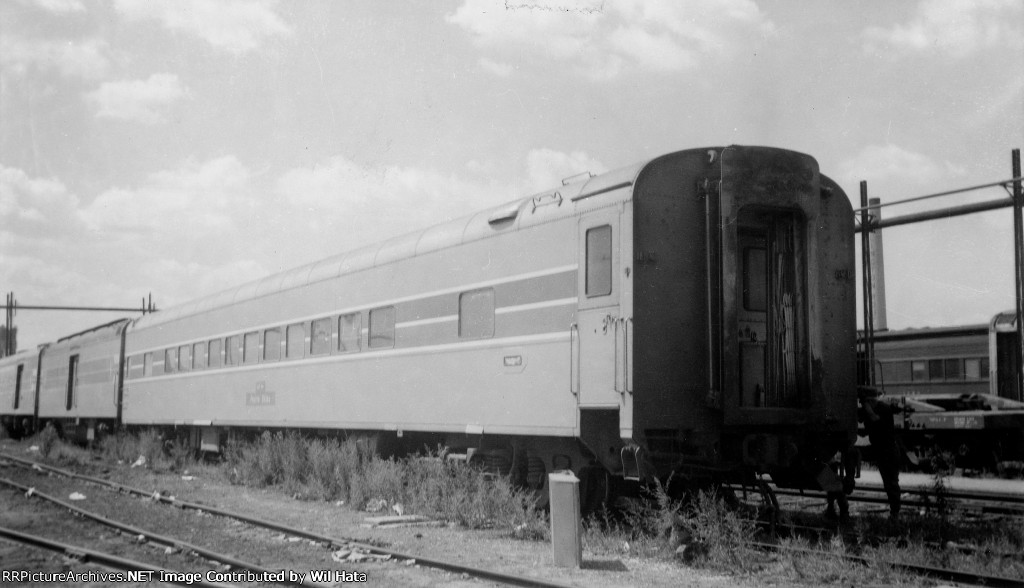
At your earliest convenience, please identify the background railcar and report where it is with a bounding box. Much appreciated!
[37,319,128,443]
[120,145,858,496]
[0,348,42,438]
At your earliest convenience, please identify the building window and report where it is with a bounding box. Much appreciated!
[339,313,362,353]
[286,323,306,359]
[880,361,911,384]
[311,317,332,356]
[178,345,192,372]
[264,328,282,361]
[208,339,222,368]
[226,335,240,366]
[459,288,494,339]
[944,358,962,380]
[910,360,927,381]
[369,307,395,349]
[928,359,944,381]
[243,332,259,365]
[585,225,612,297]
[165,348,178,374]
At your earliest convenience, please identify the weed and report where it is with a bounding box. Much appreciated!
[36,423,59,459]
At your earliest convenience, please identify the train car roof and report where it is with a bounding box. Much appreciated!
[861,323,989,342]
[130,157,649,330]
[56,318,131,343]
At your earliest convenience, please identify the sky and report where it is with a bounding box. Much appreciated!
[1,0,1022,351]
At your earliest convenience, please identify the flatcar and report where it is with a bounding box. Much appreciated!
[11,146,861,500]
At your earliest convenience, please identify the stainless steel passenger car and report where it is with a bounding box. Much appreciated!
[119,146,857,492]
[0,348,42,438]
[37,319,128,442]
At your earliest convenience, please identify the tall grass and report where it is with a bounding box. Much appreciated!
[224,433,545,536]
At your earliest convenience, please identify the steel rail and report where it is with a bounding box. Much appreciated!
[0,476,321,587]
[0,525,235,588]
[0,453,574,588]
[764,487,1024,516]
[749,541,1024,588]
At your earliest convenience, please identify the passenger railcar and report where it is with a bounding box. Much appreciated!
[37,319,128,442]
[116,145,858,495]
[0,347,42,438]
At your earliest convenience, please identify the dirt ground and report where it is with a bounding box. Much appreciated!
[0,438,764,588]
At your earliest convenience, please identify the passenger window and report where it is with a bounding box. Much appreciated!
[928,359,944,380]
[144,352,152,377]
[243,332,259,364]
[226,335,240,366]
[193,341,207,370]
[339,313,362,352]
[743,247,767,312]
[285,323,305,359]
[585,225,612,297]
[264,328,282,361]
[459,288,495,339]
[369,307,395,349]
[208,338,223,368]
[311,317,332,356]
[165,348,177,374]
[178,345,192,372]
[66,354,79,410]
[14,364,23,409]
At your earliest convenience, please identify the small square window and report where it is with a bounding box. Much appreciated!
[225,335,240,366]
[244,332,259,365]
[311,317,332,356]
[165,348,177,374]
[585,225,612,297]
[264,328,282,361]
[193,341,207,370]
[339,313,362,353]
[208,339,223,368]
[369,307,395,349]
[459,289,494,339]
[286,323,305,359]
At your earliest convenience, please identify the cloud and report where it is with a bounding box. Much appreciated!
[864,0,1023,57]
[838,144,952,186]
[113,0,291,54]
[27,0,86,14]
[447,0,773,80]
[0,165,83,238]
[478,58,514,77]
[85,73,188,124]
[523,148,607,193]
[0,35,110,79]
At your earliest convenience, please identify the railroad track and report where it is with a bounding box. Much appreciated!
[728,481,1024,517]
[0,451,572,588]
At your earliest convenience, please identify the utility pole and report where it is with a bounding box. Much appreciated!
[1012,149,1023,402]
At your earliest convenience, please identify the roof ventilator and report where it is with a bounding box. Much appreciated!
[561,171,593,186]
[487,202,521,225]
[531,191,563,213]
